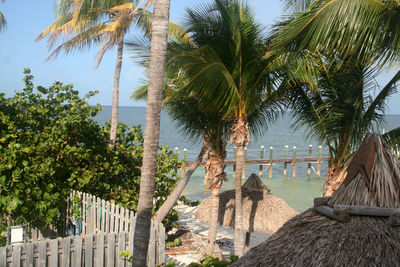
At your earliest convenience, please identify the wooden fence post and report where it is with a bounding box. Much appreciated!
[292,146,297,178]
[269,146,273,179]
[283,145,288,177]
[308,145,312,176]
[317,145,322,177]
[259,145,265,179]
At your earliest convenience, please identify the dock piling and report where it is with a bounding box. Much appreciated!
[259,146,265,178]
[293,146,297,178]
[269,146,273,179]
[317,145,322,177]
[308,145,312,176]
[283,145,288,177]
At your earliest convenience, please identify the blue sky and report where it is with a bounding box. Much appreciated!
[0,0,399,114]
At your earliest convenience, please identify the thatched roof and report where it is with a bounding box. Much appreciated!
[195,174,297,234]
[231,134,400,266]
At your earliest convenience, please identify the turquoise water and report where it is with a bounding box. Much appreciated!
[95,106,400,212]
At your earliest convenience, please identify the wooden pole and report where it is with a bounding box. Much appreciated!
[317,145,322,177]
[259,145,265,179]
[182,148,187,178]
[233,146,237,183]
[283,145,288,177]
[245,232,251,252]
[292,146,296,178]
[307,145,312,176]
[242,147,247,183]
[269,146,273,179]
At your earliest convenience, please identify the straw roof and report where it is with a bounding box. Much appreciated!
[195,174,298,234]
[232,134,400,266]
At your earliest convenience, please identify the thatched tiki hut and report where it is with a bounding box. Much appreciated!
[196,173,297,250]
[232,134,400,266]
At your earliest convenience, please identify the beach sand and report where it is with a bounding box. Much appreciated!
[165,202,270,266]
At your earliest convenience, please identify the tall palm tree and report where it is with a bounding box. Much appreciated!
[129,33,232,254]
[0,0,6,32]
[38,0,185,147]
[132,0,170,265]
[165,0,284,256]
[287,52,398,195]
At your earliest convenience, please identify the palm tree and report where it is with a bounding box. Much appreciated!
[132,0,170,265]
[164,0,284,256]
[0,0,6,32]
[129,33,232,255]
[37,0,185,147]
[286,52,398,195]
[277,0,400,66]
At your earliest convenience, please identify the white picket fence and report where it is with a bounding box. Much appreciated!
[5,190,165,266]
[1,231,165,267]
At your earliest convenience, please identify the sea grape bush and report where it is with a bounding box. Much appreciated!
[0,69,180,236]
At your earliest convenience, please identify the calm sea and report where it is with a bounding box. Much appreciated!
[95,106,400,212]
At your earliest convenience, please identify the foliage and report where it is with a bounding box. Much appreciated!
[179,196,200,207]
[0,69,180,235]
[165,237,181,248]
[188,255,239,267]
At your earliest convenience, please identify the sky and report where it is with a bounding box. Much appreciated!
[0,0,399,114]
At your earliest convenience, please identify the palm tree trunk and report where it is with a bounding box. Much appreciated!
[205,186,221,255]
[322,166,347,196]
[109,33,124,147]
[230,117,250,257]
[204,143,226,256]
[154,143,207,223]
[132,0,170,266]
[233,144,245,256]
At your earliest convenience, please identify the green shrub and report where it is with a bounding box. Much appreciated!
[0,69,180,238]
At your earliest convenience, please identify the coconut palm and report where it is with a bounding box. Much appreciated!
[278,0,400,66]
[286,52,398,195]
[129,34,232,255]
[131,0,170,265]
[166,0,284,256]
[37,0,185,148]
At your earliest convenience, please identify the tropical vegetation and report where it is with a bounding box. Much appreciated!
[0,0,6,32]
[0,69,180,246]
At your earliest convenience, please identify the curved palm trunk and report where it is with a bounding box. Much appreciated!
[132,0,170,266]
[154,142,207,223]
[322,165,347,196]
[230,117,250,257]
[204,144,226,255]
[109,33,124,147]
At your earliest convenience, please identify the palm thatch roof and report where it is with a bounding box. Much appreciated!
[195,173,298,234]
[232,134,400,266]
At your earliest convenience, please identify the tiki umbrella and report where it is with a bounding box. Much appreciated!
[232,134,400,266]
[195,173,298,250]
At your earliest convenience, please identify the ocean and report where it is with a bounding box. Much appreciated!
[95,106,400,212]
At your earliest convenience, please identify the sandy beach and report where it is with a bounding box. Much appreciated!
[165,202,270,266]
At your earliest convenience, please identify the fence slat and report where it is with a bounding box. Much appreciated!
[50,239,58,267]
[26,243,34,267]
[75,236,83,267]
[101,199,106,232]
[118,232,125,267]
[63,238,71,267]
[11,245,21,267]
[107,233,115,267]
[85,235,93,267]
[0,247,7,267]
[124,209,130,232]
[110,203,116,233]
[38,241,47,266]
[96,233,105,267]
[147,220,156,267]
[105,200,110,233]
[119,207,125,233]
[158,222,165,265]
